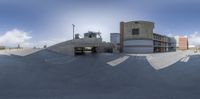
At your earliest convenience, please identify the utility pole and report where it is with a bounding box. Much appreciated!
[72,24,75,40]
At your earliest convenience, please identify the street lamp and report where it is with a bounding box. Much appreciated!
[72,24,75,40]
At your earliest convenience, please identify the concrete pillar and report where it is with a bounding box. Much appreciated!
[120,22,124,53]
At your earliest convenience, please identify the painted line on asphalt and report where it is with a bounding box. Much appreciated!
[184,57,190,62]
[180,57,186,62]
[107,56,130,67]
[180,56,190,62]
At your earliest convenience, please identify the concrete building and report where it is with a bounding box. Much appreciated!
[168,37,177,51]
[110,33,120,45]
[120,21,154,53]
[153,33,176,52]
[0,46,5,50]
[110,33,120,52]
[75,34,80,39]
[175,36,188,50]
[120,21,177,53]
[84,31,98,38]
[48,31,113,56]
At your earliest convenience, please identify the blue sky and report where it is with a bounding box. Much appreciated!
[0,0,200,47]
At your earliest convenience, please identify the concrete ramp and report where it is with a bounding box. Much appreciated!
[47,38,108,56]
[0,48,43,56]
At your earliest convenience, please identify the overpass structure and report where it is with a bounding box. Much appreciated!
[48,32,113,56]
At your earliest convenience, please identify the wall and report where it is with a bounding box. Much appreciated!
[123,21,154,40]
[120,21,154,53]
[110,33,120,44]
[175,36,188,50]
[178,37,188,50]
[124,39,154,53]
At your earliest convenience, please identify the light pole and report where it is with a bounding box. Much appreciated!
[72,24,75,40]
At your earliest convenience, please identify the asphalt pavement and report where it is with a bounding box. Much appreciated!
[0,49,200,99]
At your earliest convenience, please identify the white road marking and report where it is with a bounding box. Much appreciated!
[107,56,130,66]
[184,57,190,62]
[180,57,186,62]
[180,56,190,62]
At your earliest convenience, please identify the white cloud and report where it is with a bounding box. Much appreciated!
[188,32,200,46]
[166,33,175,37]
[0,28,67,48]
[0,29,32,47]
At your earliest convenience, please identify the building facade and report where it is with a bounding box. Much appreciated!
[110,33,120,45]
[0,46,5,50]
[119,21,178,53]
[120,21,154,53]
[153,33,176,52]
[175,36,188,50]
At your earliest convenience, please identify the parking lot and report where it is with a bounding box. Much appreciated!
[0,49,200,99]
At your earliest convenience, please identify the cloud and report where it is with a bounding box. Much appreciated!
[188,32,200,46]
[166,33,176,37]
[0,28,66,48]
[0,29,32,47]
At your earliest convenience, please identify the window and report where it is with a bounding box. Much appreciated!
[132,29,139,35]
[89,34,92,38]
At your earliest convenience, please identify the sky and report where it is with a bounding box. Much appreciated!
[0,0,200,47]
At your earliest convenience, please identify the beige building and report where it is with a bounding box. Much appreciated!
[120,20,176,53]
[123,21,154,40]
[120,21,155,53]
